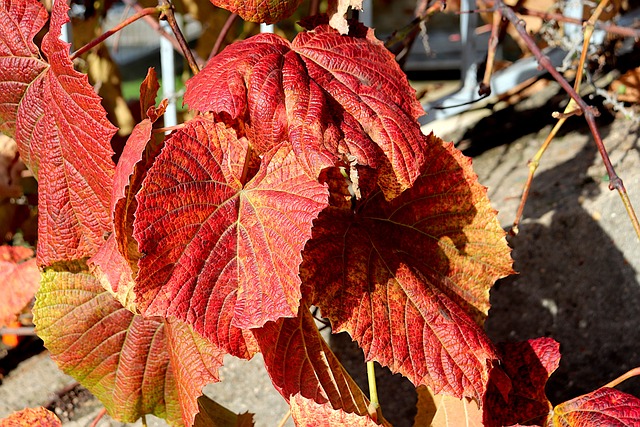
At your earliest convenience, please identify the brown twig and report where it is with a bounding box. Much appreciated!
[309,0,320,16]
[494,0,640,239]
[209,12,238,60]
[158,0,200,75]
[70,7,160,60]
[479,8,503,95]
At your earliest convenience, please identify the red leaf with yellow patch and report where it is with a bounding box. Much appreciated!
[549,388,640,426]
[209,0,303,24]
[301,136,514,400]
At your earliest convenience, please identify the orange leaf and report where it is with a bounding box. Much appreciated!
[0,407,62,426]
[414,386,483,427]
[0,245,39,328]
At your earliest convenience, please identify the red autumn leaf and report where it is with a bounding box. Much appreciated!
[289,394,380,426]
[0,0,116,266]
[253,305,378,422]
[0,407,62,427]
[0,245,40,328]
[483,338,560,427]
[0,0,48,138]
[301,136,514,400]
[549,387,640,426]
[184,23,426,199]
[133,115,328,352]
[209,0,303,24]
[32,265,225,427]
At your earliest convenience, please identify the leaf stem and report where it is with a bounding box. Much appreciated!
[142,414,148,427]
[209,12,239,60]
[88,408,107,427]
[276,409,291,427]
[366,361,382,422]
[70,7,161,61]
[604,367,640,388]
[158,0,200,75]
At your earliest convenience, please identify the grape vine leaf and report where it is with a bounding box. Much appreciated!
[209,0,303,24]
[33,265,225,427]
[414,386,483,427]
[0,407,62,427]
[0,245,40,328]
[193,395,255,427]
[289,394,379,426]
[301,136,514,400]
[549,387,640,426]
[133,115,328,351]
[0,0,116,266]
[483,338,560,427]
[184,22,426,199]
[0,0,48,138]
[252,305,385,424]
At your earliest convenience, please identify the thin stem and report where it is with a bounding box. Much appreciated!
[89,408,107,427]
[366,361,382,422]
[153,123,185,133]
[158,0,200,75]
[309,0,320,16]
[276,409,291,427]
[210,12,239,59]
[604,367,640,388]
[496,0,640,239]
[142,414,148,427]
[479,8,503,95]
[70,7,161,60]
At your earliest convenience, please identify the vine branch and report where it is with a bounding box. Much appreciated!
[158,0,200,75]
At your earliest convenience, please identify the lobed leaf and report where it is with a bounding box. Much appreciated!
[0,0,48,138]
[209,0,303,24]
[33,265,224,427]
[184,23,426,199]
[0,0,117,266]
[301,136,514,400]
[134,115,328,354]
[253,305,377,421]
[289,394,380,426]
[550,387,640,426]
[193,395,255,427]
[0,245,40,328]
[483,337,560,427]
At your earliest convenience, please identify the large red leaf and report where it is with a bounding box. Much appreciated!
[483,338,560,427]
[253,305,378,422]
[0,0,116,266]
[210,0,303,23]
[0,0,48,138]
[0,245,40,328]
[301,136,514,400]
[32,265,224,427]
[549,387,640,426]
[184,23,425,199]
[133,115,328,351]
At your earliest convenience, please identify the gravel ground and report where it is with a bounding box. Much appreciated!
[1,79,639,426]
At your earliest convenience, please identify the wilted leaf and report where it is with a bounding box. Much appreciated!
[289,393,380,426]
[301,136,513,400]
[0,245,39,328]
[184,23,426,199]
[209,0,303,24]
[253,305,376,420]
[414,386,483,427]
[0,407,62,426]
[193,395,255,427]
[549,387,640,426]
[134,115,327,353]
[33,265,224,427]
[0,0,49,138]
[0,0,117,266]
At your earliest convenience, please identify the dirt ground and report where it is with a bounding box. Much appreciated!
[1,78,639,426]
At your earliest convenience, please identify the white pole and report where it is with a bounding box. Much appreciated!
[160,20,177,130]
[360,0,373,28]
[260,23,274,33]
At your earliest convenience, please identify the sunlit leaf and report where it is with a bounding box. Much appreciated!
[0,0,116,266]
[184,23,426,199]
[208,0,303,24]
[301,136,514,400]
[289,393,380,426]
[414,386,483,427]
[550,387,640,426]
[134,115,328,354]
[33,265,224,427]
[0,245,39,328]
